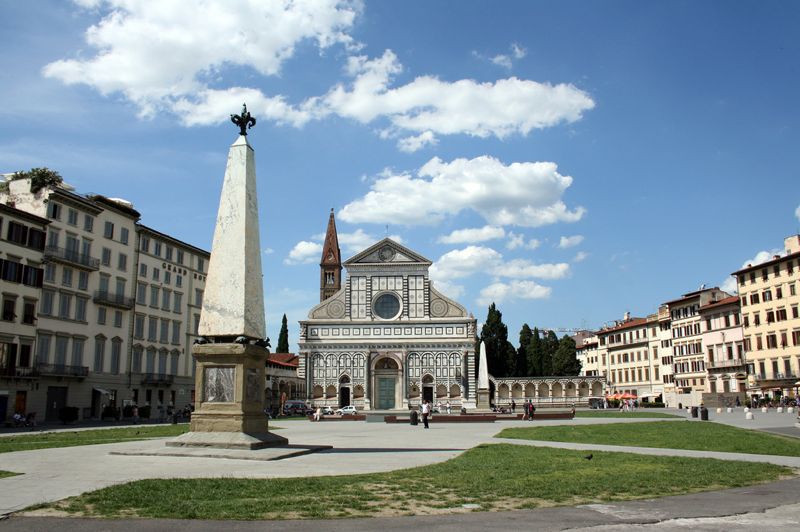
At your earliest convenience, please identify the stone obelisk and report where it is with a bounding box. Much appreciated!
[476,341,491,411]
[168,104,287,450]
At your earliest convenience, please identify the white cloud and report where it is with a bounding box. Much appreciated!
[477,280,551,306]
[284,241,322,265]
[506,232,540,250]
[397,130,438,153]
[438,226,505,245]
[491,54,513,69]
[796,204,800,221]
[492,259,570,280]
[44,0,360,120]
[340,155,585,227]
[511,43,527,59]
[429,246,503,280]
[720,276,737,294]
[558,235,584,248]
[263,247,274,255]
[325,50,594,140]
[431,279,465,300]
[573,251,589,263]
[46,7,594,147]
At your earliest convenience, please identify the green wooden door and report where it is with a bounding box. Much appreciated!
[378,377,395,409]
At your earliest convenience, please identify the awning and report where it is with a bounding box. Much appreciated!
[93,388,111,395]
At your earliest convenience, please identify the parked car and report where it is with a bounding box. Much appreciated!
[335,405,358,416]
[321,406,335,415]
[283,400,312,416]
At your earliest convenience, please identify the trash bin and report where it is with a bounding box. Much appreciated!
[700,407,708,421]
[410,410,419,426]
[691,406,698,418]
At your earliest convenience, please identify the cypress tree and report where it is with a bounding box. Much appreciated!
[541,330,559,376]
[276,314,290,353]
[516,324,532,376]
[480,303,516,377]
[527,327,544,376]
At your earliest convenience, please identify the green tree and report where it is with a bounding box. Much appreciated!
[552,335,582,376]
[527,327,544,376]
[276,314,289,353]
[541,330,559,376]
[516,324,532,376]
[480,303,516,378]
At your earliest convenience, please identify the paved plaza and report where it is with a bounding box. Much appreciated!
[0,409,797,529]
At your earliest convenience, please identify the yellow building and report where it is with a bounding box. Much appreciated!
[733,235,800,400]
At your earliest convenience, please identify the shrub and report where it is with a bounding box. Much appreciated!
[59,406,79,424]
[642,402,665,408]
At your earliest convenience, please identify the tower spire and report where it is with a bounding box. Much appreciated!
[320,208,342,302]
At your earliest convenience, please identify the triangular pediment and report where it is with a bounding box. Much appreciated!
[344,238,432,266]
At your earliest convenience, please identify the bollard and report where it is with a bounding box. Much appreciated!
[726,407,733,413]
[744,407,750,413]
[716,408,723,414]
[761,407,768,413]
[788,407,795,414]
[745,412,754,420]
[777,407,784,413]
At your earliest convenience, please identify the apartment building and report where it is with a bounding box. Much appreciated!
[0,203,48,418]
[132,225,207,410]
[596,315,661,398]
[699,295,747,394]
[664,287,730,394]
[576,335,600,376]
[0,175,209,421]
[733,235,800,398]
[653,305,674,395]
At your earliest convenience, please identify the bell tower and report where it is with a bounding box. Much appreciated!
[320,208,342,302]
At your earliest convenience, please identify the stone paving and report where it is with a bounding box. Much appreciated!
[0,409,797,521]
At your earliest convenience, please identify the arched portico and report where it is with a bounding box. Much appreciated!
[372,355,402,410]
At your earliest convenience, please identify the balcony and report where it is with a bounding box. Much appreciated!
[707,358,748,370]
[37,363,89,378]
[44,245,100,270]
[93,291,134,309]
[141,373,174,386]
[0,367,39,379]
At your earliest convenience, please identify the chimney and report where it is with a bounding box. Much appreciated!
[624,311,631,321]
[786,234,800,255]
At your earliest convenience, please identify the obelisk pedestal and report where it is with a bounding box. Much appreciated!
[476,341,492,412]
[168,107,286,450]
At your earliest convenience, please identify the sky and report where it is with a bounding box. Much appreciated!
[1,1,799,349]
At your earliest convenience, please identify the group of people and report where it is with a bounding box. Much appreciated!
[521,399,536,420]
[12,412,36,428]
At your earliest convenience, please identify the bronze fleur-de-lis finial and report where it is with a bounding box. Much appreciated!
[231,103,256,136]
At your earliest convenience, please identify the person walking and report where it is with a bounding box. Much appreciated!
[511,399,516,413]
[445,400,451,414]
[421,400,431,429]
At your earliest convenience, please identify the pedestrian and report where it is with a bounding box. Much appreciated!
[421,400,431,429]
[511,399,516,413]
[314,406,321,421]
[445,400,451,414]
[132,405,139,425]
[531,402,536,419]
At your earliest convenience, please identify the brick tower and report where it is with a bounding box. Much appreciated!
[320,208,342,302]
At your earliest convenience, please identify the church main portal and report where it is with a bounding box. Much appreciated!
[373,357,400,409]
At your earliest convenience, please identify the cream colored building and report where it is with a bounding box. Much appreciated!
[0,203,48,419]
[699,295,747,395]
[132,225,208,410]
[733,235,800,399]
[664,287,730,394]
[576,334,600,376]
[596,315,662,398]
[0,175,209,421]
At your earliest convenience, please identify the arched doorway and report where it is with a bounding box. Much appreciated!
[422,374,434,404]
[339,375,351,407]
[373,356,400,409]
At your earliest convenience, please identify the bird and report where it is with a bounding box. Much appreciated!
[584,454,593,460]
[194,337,209,345]
[234,336,249,345]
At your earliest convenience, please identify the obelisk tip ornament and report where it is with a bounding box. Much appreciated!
[231,103,256,136]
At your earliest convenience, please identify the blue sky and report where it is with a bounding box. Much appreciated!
[2,1,799,347]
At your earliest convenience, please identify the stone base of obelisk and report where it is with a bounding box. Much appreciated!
[167,343,288,450]
[476,389,492,413]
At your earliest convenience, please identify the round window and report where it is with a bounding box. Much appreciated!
[373,293,401,320]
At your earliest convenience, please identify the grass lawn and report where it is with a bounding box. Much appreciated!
[574,411,680,419]
[0,471,20,479]
[498,421,800,456]
[0,424,190,454]
[49,444,789,520]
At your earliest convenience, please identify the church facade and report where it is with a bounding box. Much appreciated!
[298,212,477,410]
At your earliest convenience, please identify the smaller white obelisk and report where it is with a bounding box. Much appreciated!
[476,341,491,411]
